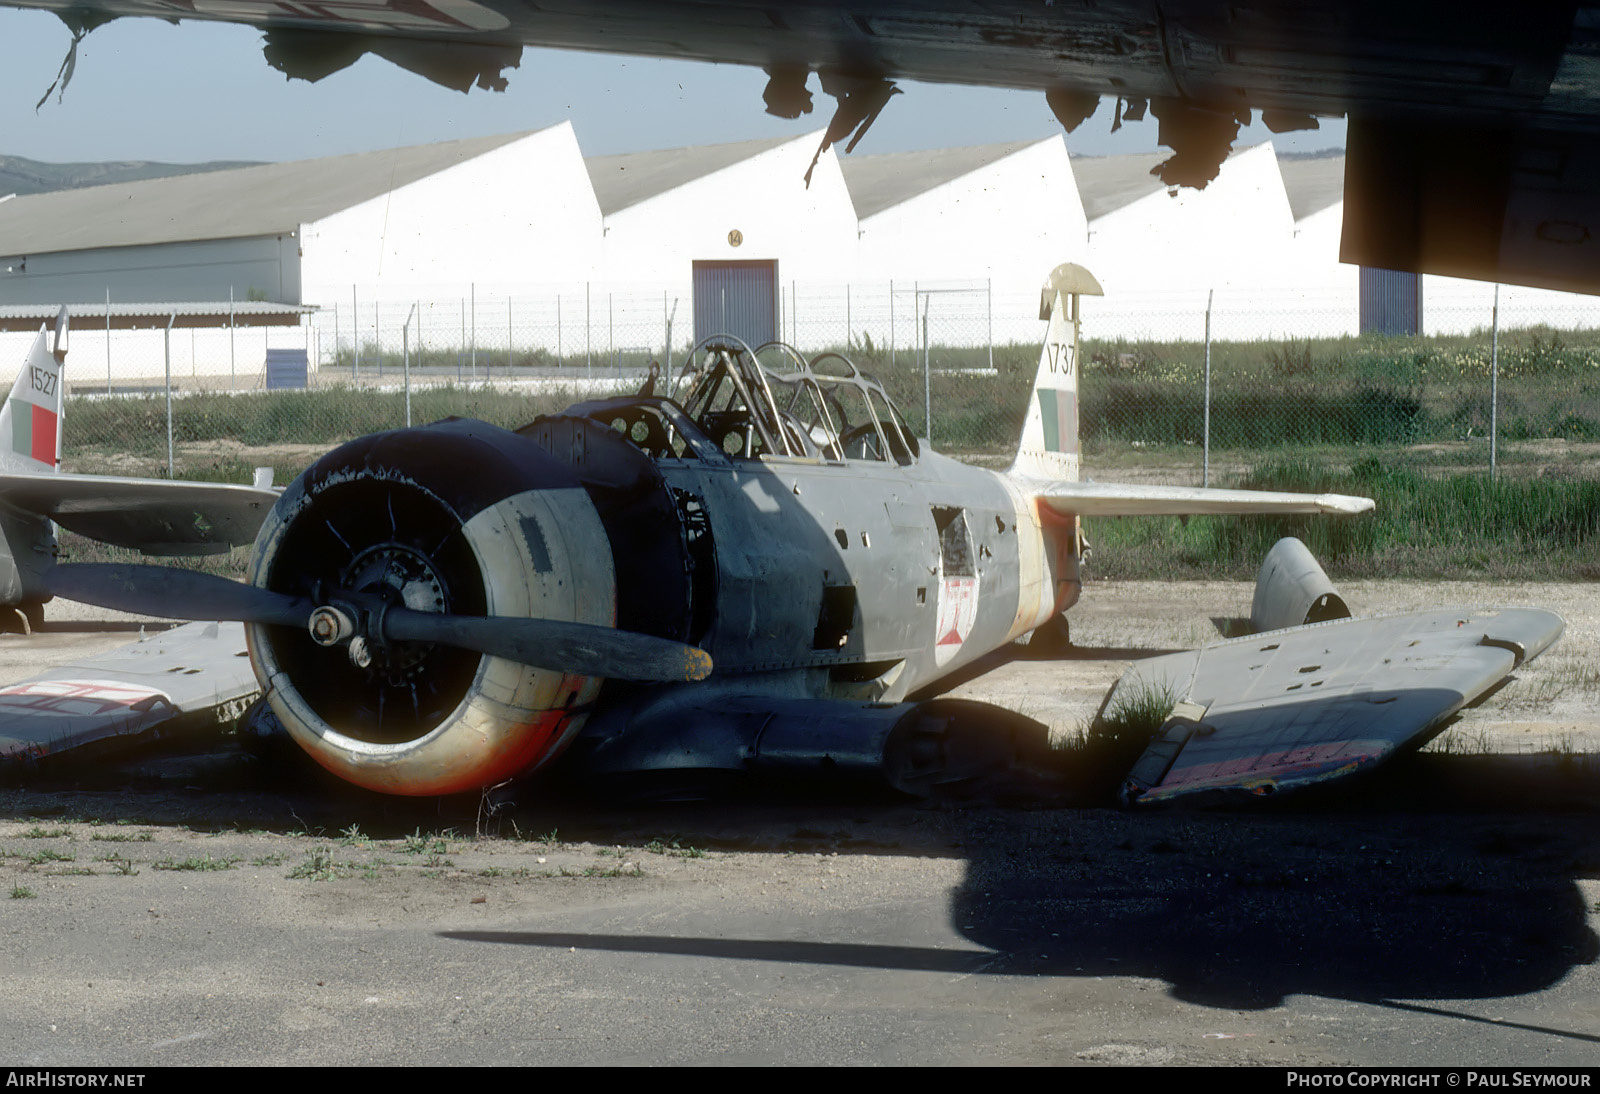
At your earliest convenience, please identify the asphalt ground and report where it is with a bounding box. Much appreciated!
[1,580,1597,1067]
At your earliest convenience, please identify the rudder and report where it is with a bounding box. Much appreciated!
[1011,263,1101,482]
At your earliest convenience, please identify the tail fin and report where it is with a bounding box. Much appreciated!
[1010,263,1102,482]
[0,308,68,475]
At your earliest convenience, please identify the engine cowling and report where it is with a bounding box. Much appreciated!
[246,419,617,796]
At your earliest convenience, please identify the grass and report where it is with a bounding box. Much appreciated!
[1091,456,1600,580]
[10,885,35,899]
[152,855,237,872]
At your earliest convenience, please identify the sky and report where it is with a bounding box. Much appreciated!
[0,7,1347,165]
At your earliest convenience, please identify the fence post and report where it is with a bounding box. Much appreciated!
[889,280,895,369]
[459,298,465,383]
[376,300,382,379]
[352,286,359,378]
[470,283,477,379]
[229,286,236,390]
[1203,289,1213,488]
[586,283,592,379]
[403,303,417,428]
[1491,284,1500,482]
[164,313,175,479]
[104,287,111,392]
[987,278,993,373]
[921,292,932,445]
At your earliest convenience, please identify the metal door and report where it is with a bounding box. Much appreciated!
[693,260,777,347]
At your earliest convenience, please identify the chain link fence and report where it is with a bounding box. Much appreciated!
[24,280,1600,485]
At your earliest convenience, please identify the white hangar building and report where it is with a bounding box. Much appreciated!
[584,133,860,347]
[1072,142,1300,340]
[843,138,1087,298]
[0,125,602,309]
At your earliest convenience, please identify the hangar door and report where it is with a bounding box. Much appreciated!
[693,260,777,347]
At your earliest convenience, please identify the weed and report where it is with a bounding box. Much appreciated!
[251,854,285,867]
[401,829,449,856]
[10,885,35,899]
[645,839,708,860]
[288,849,339,882]
[153,855,236,872]
[339,824,369,848]
[21,827,71,840]
[27,849,74,865]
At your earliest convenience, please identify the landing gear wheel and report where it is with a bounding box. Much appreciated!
[1028,614,1072,657]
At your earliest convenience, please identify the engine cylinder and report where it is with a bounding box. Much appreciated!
[246,419,617,796]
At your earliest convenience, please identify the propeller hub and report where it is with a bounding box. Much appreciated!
[308,605,355,646]
[336,543,449,681]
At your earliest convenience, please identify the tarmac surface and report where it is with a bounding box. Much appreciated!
[1,580,1597,1067]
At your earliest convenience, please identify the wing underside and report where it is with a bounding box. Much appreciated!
[0,471,276,553]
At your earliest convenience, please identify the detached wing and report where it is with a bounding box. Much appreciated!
[1033,480,1374,517]
[0,471,276,554]
[1110,607,1566,804]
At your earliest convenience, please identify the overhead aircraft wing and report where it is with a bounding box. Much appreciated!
[1108,606,1566,805]
[0,471,277,553]
[14,2,1600,289]
[1032,481,1373,518]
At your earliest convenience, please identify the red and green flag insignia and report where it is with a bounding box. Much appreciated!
[5,397,57,464]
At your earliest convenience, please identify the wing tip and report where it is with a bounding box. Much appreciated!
[1318,494,1376,515]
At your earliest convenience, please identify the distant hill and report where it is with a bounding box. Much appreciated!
[0,155,263,196]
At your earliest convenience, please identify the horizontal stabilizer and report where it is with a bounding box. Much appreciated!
[1033,481,1373,517]
[0,472,277,553]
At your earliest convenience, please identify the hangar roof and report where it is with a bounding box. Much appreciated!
[1068,151,1172,220]
[0,301,317,332]
[839,140,1047,219]
[1278,152,1346,220]
[1070,143,1292,221]
[584,135,799,216]
[0,131,539,257]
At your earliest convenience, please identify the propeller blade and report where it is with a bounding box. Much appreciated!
[382,608,713,683]
[44,563,313,626]
[44,563,713,684]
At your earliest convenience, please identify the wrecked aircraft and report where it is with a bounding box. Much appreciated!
[0,309,278,632]
[39,263,1374,798]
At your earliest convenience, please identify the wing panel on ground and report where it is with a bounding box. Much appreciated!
[1107,608,1565,803]
[0,621,259,767]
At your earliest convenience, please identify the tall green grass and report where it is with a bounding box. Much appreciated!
[1091,457,1600,580]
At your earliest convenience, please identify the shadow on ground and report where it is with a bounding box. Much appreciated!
[4,739,1597,1023]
